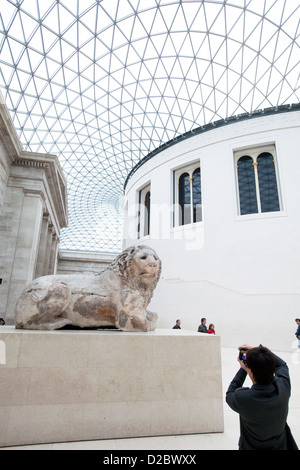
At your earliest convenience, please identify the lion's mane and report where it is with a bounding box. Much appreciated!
[108,245,162,306]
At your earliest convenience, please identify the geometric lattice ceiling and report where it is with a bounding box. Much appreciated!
[0,0,299,252]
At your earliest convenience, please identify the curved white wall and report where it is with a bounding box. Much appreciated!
[124,109,300,351]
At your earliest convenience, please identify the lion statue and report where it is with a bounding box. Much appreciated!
[15,245,161,332]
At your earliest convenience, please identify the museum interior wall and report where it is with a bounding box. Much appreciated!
[0,96,68,324]
[124,106,300,351]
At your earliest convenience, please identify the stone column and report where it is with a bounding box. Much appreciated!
[48,232,59,275]
[43,222,54,276]
[34,213,49,279]
[5,192,43,323]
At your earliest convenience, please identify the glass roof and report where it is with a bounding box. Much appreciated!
[0,0,299,253]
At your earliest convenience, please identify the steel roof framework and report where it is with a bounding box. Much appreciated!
[0,0,299,252]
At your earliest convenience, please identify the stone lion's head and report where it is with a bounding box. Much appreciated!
[110,245,161,304]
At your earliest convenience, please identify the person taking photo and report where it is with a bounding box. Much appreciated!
[226,343,298,450]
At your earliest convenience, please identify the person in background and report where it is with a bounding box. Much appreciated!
[207,323,215,334]
[172,319,181,329]
[295,318,300,348]
[197,318,207,333]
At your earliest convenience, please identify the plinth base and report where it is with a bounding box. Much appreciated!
[0,327,223,447]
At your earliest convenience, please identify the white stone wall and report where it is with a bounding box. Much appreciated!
[124,110,300,351]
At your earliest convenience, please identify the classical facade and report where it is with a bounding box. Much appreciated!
[124,105,300,351]
[57,250,115,276]
[0,95,68,324]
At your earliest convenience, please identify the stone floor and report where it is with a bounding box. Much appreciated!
[3,347,300,450]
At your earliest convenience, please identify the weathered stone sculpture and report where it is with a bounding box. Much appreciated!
[15,245,161,332]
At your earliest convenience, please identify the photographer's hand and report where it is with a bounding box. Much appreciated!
[237,344,253,371]
[237,357,248,371]
[238,343,254,351]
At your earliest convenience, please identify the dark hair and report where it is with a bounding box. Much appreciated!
[245,345,276,385]
[201,318,206,323]
[295,318,300,322]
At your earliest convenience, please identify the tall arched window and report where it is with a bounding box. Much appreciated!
[138,184,151,238]
[235,145,281,216]
[192,167,202,223]
[257,152,280,213]
[179,172,191,225]
[237,156,258,215]
[175,164,202,226]
[144,190,151,236]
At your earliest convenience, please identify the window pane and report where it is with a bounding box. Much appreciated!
[179,172,191,225]
[257,153,280,213]
[144,191,150,235]
[192,167,202,222]
[237,156,258,215]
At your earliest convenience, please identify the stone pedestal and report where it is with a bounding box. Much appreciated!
[0,328,224,447]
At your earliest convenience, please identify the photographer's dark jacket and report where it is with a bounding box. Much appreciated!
[226,354,298,450]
